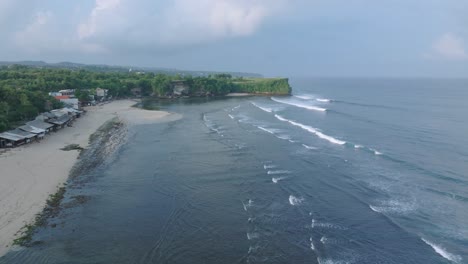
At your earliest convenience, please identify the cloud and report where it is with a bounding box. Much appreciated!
[76,0,285,49]
[426,33,468,60]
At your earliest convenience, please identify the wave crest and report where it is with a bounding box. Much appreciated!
[275,115,346,145]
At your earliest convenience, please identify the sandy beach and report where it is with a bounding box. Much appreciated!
[0,100,177,256]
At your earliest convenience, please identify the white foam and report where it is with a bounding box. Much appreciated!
[263,164,277,170]
[276,134,291,140]
[248,246,259,254]
[272,97,327,112]
[251,102,273,113]
[243,199,253,211]
[272,177,287,183]
[289,195,304,206]
[232,105,240,110]
[354,144,364,149]
[310,237,315,251]
[228,114,235,119]
[263,164,277,169]
[294,95,314,100]
[316,98,331,103]
[421,238,462,263]
[320,236,327,244]
[247,232,260,240]
[369,200,415,214]
[257,126,276,135]
[275,114,346,145]
[317,258,350,264]
[302,144,318,150]
[311,219,346,230]
[267,170,291,175]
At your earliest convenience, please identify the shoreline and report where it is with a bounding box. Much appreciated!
[0,100,178,257]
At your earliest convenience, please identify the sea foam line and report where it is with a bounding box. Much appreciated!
[251,102,273,113]
[275,114,346,145]
[272,177,287,183]
[302,144,318,150]
[264,164,277,169]
[267,170,291,175]
[311,219,346,230]
[421,238,462,263]
[294,95,314,100]
[271,97,327,112]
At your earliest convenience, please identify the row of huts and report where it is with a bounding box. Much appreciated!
[0,108,83,148]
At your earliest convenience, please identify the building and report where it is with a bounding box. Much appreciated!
[96,88,108,98]
[0,129,36,147]
[26,119,55,134]
[171,81,190,96]
[58,89,75,96]
[19,125,46,139]
[59,98,80,110]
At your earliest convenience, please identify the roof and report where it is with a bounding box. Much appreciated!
[65,107,82,113]
[54,95,70,100]
[27,119,55,130]
[0,132,24,141]
[47,115,71,126]
[19,125,46,134]
[10,129,36,139]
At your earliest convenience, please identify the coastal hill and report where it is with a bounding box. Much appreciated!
[0,63,291,132]
[0,61,263,78]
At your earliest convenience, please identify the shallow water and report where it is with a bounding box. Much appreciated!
[2,78,467,263]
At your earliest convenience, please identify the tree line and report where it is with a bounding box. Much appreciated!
[0,65,290,131]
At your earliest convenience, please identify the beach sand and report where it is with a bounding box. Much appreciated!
[0,100,178,256]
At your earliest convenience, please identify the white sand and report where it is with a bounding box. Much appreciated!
[0,100,177,256]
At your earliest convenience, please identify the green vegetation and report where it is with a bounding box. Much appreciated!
[0,65,291,132]
[232,78,292,95]
[13,186,66,246]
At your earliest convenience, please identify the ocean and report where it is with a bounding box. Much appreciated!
[1,78,467,263]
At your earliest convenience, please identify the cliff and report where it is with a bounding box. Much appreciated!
[232,78,291,95]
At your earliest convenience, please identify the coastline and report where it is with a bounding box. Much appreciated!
[0,100,178,257]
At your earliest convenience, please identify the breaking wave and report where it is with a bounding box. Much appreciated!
[289,195,304,206]
[263,164,277,170]
[271,97,327,112]
[251,102,273,113]
[272,177,287,183]
[302,144,318,150]
[369,200,415,215]
[267,170,291,175]
[311,219,347,230]
[275,115,346,145]
[421,238,462,263]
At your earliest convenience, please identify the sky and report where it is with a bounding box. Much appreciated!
[0,0,467,77]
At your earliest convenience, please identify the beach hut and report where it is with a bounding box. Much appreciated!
[47,115,71,129]
[26,120,55,134]
[9,129,37,143]
[0,131,27,147]
[19,125,46,139]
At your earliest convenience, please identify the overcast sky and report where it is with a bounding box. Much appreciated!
[1,0,467,77]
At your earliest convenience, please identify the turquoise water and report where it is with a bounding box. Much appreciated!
[2,78,467,263]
